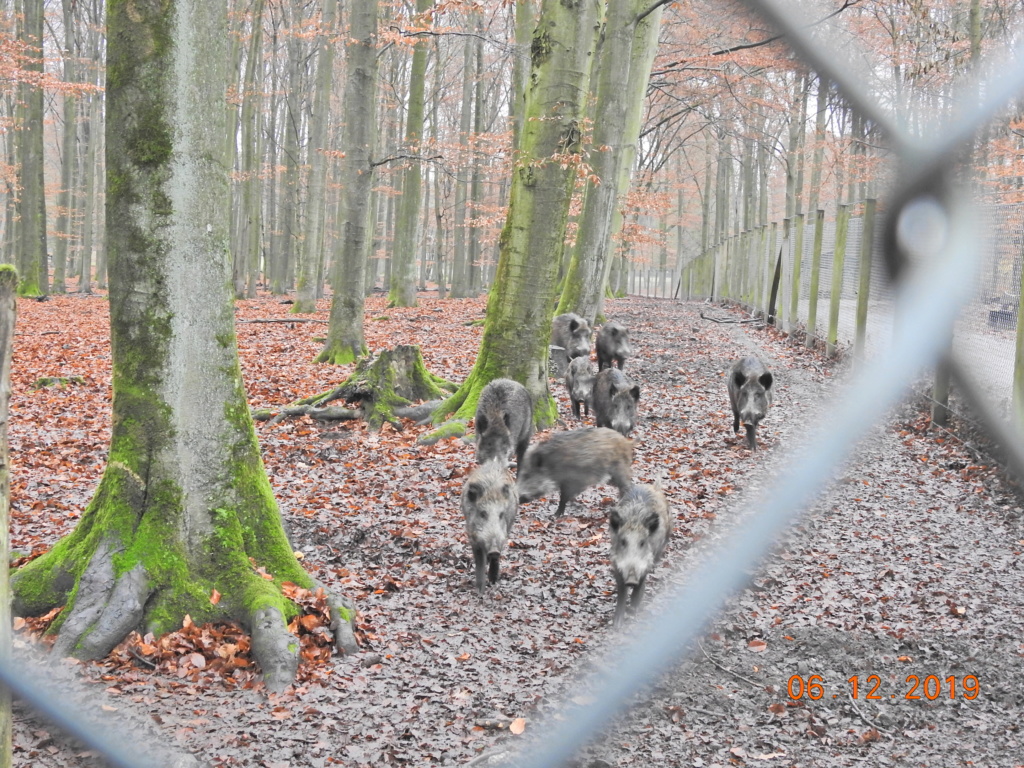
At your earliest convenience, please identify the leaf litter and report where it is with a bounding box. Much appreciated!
[7,293,1024,766]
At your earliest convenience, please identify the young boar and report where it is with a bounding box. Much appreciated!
[609,484,672,625]
[462,460,519,593]
[517,427,633,518]
[565,356,595,420]
[475,378,534,471]
[593,368,640,437]
[596,321,633,371]
[727,356,774,451]
[551,313,593,375]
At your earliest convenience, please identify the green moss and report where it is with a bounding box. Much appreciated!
[417,419,468,446]
[0,263,17,289]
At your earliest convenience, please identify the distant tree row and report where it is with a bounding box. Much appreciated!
[2,0,1023,303]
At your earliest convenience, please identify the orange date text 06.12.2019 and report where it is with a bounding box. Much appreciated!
[787,674,980,701]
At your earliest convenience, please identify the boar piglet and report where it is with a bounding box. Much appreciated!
[462,460,519,593]
[475,378,534,471]
[566,356,595,420]
[593,368,640,437]
[551,313,593,375]
[727,356,774,451]
[596,321,632,371]
[517,427,633,518]
[609,484,672,625]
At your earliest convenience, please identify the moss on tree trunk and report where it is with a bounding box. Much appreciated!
[427,0,601,433]
[10,0,356,693]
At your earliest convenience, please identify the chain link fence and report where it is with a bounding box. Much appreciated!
[667,197,1024,421]
[6,0,1024,765]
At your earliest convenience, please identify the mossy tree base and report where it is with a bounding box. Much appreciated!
[298,345,455,431]
[10,462,356,692]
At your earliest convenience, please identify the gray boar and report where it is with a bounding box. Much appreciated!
[461,460,519,593]
[593,368,640,437]
[596,321,632,371]
[475,378,534,471]
[551,313,593,375]
[517,427,633,518]
[609,483,672,625]
[565,356,595,420]
[727,356,774,451]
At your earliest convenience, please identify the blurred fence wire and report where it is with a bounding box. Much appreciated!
[5,0,1024,766]
[523,0,1024,765]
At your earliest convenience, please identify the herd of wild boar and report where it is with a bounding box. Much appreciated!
[461,312,775,625]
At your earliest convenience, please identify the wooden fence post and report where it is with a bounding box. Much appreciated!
[789,212,804,336]
[854,199,877,362]
[827,204,850,356]
[805,209,825,348]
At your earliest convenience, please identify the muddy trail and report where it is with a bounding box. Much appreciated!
[8,294,1024,767]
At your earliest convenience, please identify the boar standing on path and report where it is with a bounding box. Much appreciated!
[462,460,519,593]
[551,313,593,375]
[475,378,534,471]
[727,356,774,451]
[593,368,640,437]
[566,356,595,420]
[517,427,633,518]
[609,483,671,625]
[596,321,632,371]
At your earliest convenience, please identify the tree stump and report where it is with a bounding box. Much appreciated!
[310,345,456,430]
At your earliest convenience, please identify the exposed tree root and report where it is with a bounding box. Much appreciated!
[277,346,456,431]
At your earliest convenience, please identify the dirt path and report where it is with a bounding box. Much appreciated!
[10,296,1024,767]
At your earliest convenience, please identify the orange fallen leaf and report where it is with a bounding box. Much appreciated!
[510,718,526,735]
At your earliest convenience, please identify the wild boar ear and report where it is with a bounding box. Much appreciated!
[732,370,746,388]
[609,510,622,532]
[466,483,482,504]
[477,415,488,432]
[630,384,640,402]
[760,372,774,390]
[568,318,580,333]
[503,412,512,429]
[644,512,661,534]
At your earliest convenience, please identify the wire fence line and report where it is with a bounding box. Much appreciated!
[7,2,1024,768]
[659,196,1024,421]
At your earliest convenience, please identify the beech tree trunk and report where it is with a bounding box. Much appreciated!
[558,0,664,324]
[293,0,338,314]
[0,266,15,768]
[17,0,48,297]
[429,0,601,428]
[388,0,431,308]
[317,0,379,365]
[10,0,353,692]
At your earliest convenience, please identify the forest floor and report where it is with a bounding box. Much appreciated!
[7,292,1024,768]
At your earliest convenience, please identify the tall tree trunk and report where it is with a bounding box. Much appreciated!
[467,18,486,296]
[316,0,379,364]
[807,76,828,216]
[294,0,338,313]
[236,0,266,299]
[449,19,475,299]
[17,0,48,297]
[11,0,353,692]
[564,0,663,321]
[510,0,536,151]
[53,0,78,295]
[388,0,431,308]
[273,11,305,294]
[0,266,15,768]
[429,0,602,427]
